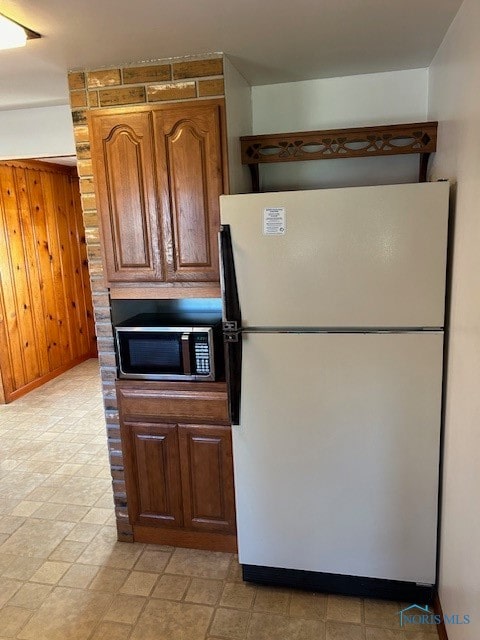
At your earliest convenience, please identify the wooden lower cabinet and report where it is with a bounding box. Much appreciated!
[118,381,236,552]
[123,422,183,529]
[178,424,236,535]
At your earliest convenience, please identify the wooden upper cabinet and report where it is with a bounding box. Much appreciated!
[90,110,162,282]
[89,100,228,286]
[155,103,226,282]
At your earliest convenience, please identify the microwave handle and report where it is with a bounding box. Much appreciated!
[181,333,191,375]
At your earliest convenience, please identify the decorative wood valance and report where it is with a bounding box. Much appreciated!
[240,121,438,192]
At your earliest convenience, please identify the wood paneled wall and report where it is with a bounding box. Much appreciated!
[0,159,96,403]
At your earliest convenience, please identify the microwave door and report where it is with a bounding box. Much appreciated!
[116,328,189,380]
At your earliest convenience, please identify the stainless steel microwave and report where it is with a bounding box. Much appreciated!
[115,313,224,382]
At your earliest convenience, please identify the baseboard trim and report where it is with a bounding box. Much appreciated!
[242,564,435,603]
[4,353,96,403]
[133,524,237,553]
[433,592,449,640]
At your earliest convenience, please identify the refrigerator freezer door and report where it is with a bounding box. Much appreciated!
[233,331,444,584]
[220,182,449,328]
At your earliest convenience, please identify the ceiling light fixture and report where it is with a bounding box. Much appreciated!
[0,13,41,51]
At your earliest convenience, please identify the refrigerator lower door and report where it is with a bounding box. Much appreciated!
[234,331,444,584]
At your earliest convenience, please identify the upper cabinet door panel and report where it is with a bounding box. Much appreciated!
[156,104,226,282]
[90,111,162,282]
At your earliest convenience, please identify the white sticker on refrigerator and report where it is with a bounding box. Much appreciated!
[263,207,286,235]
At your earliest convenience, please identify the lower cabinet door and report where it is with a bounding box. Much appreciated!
[123,422,183,528]
[178,424,236,534]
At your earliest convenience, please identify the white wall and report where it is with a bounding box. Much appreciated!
[252,69,428,191]
[428,0,480,637]
[224,57,252,194]
[0,105,75,161]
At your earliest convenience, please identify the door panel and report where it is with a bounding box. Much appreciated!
[156,104,225,282]
[90,111,162,281]
[122,421,183,528]
[179,424,236,533]
[220,182,449,328]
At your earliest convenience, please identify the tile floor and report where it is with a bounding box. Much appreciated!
[0,359,439,639]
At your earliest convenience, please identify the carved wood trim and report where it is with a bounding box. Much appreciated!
[240,122,437,187]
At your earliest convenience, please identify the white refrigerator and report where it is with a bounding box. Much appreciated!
[219,182,449,602]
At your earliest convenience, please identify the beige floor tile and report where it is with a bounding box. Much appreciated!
[31,561,71,584]
[49,540,87,562]
[10,501,43,517]
[1,556,43,580]
[220,581,256,609]
[65,522,101,543]
[165,548,232,579]
[59,563,99,588]
[364,599,402,629]
[405,632,440,639]
[326,595,363,623]
[103,593,146,624]
[8,582,53,609]
[134,549,171,573]
[290,592,327,619]
[0,577,23,607]
[93,492,115,509]
[0,605,32,637]
[89,621,132,640]
[210,607,251,639]
[296,618,327,640]
[17,586,112,640]
[56,505,91,522]
[55,464,84,476]
[119,571,158,596]
[89,567,130,593]
[78,540,143,569]
[81,508,112,525]
[0,515,25,535]
[94,525,119,544]
[254,587,291,615]
[365,628,405,639]
[31,503,66,520]
[25,487,58,502]
[151,574,190,600]
[326,621,365,640]
[0,519,74,558]
[227,559,243,583]
[246,612,306,640]
[186,578,224,605]
[130,599,213,640]
[0,553,15,573]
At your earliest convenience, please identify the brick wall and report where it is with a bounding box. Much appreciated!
[67,54,225,542]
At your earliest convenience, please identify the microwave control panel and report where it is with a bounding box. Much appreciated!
[193,334,211,375]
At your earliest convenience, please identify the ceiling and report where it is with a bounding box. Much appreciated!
[0,0,462,111]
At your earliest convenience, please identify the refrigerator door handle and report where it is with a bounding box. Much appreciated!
[219,225,242,330]
[224,334,242,426]
[219,224,242,426]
